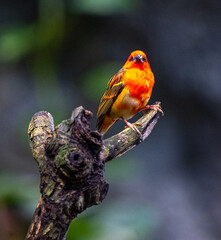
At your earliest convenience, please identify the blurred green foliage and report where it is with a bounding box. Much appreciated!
[66,201,158,240]
[0,0,65,63]
[0,173,39,215]
[0,26,34,63]
[70,0,137,15]
[66,215,102,240]
[81,62,120,100]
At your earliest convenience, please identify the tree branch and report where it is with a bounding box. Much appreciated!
[25,102,161,240]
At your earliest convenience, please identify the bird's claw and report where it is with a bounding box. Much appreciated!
[123,120,142,135]
[142,104,164,116]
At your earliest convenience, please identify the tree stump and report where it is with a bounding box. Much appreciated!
[25,102,161,240]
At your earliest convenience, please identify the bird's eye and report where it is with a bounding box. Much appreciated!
[129,56,135,61]
[143,57,147,62]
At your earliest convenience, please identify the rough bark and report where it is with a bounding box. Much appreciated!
[25,102,161,240]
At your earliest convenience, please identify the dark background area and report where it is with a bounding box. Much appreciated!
[0,0,221,239]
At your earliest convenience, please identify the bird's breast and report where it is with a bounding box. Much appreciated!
[110,68,154,120]
[110,88,143,119]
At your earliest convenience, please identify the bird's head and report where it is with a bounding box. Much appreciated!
[123,50,150,69]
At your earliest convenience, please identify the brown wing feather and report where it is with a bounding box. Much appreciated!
[97,68,125,132]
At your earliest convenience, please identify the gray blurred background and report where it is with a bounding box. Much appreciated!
[0,0,221,239]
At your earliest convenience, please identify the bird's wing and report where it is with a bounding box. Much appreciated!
[97,68,125,130]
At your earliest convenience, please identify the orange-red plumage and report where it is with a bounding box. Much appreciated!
[97,50,160,135]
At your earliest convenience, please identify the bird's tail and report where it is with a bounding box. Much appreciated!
[97,115,116,135]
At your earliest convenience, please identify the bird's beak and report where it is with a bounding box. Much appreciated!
[135,54,143,63]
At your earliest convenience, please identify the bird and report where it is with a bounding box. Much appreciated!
[97,50,162,135]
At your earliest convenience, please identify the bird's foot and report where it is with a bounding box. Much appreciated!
[142,104,164,116]
[122,118,142,135]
